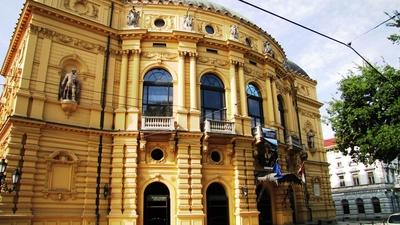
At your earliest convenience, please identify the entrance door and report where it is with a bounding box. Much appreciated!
[206,183,229,225]
[144,182,170,225]
[257,185,273,225]
[288,185,297,224]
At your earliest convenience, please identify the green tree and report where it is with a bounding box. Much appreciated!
[386,10,400,44]
[327,65,400,163]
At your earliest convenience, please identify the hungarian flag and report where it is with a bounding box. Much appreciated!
[297,162,305,183]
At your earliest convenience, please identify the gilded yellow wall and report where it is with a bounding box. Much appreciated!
[0,0,335,225]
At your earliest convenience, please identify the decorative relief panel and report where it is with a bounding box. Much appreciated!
[196,20,224,39]
[63,0,99,20]
[142,51,178,62]
[244,65,264,79]
[43,151,79,201]
[197,56,229,68]
[298,84,310,97]
[144,14,176,31]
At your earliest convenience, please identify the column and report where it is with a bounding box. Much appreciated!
[178,51,186,111]
[126,50,140,131]
[285,91,294,131]
[115,51,129,130]
[230,61,238,116]
[189,54,201,131]
[189,54,197,111]
[271,78,279,125]
[265,76,275,125]
[238,64,247,117]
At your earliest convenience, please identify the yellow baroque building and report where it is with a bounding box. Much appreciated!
[0,0,336,225]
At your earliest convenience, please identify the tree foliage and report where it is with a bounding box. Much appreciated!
[386,10,400,44]
[327,65,400,163]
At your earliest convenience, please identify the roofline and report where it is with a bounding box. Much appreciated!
[1,1,29,76]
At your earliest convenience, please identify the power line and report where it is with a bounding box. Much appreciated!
[348,13,400,44]
[236,0,396,87]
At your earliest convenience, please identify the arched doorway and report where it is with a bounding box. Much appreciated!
[257,185,273,225]
[144,182,170,225]
[206,183,229,225]
[288,185,297,224]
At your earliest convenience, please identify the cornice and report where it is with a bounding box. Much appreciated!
[172,30,204,43]
[297,94,324,108]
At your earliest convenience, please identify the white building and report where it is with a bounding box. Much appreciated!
[325,138,400,221]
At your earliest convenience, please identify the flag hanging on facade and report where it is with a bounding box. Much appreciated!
[273,161,283,179]
[297,161,305,183]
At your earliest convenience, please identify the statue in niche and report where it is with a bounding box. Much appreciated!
[230,24,239,40]
[263,41,273,55]
[183,14,193,31]
[307,130,315,150]
[127,6,140,27]
[60,69,80,102]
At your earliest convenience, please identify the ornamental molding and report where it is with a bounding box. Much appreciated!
[144,14,176,31]
[142,51,178,61]
[197,56,229,68]
[63,0,100,20]
[243,65,264,80]
[30,24,106,54]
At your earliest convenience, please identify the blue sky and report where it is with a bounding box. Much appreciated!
[1,0,399,140]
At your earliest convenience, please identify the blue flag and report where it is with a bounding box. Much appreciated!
[273,161,283,179]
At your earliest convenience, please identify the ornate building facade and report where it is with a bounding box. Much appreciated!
[325,138,400,221]
[0,0,335,225]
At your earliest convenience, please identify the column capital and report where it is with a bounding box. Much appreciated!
[179,50,197,57]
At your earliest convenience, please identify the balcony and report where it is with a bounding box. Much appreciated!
[286,135,303,151]
[204,119,235,134]
[141,116,175,130]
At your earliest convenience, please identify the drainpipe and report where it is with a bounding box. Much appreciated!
[96,2,114,225]
[292,84,312,221]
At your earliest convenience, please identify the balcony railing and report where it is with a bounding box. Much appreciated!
[142,116,175,130]
[204,119,235,134]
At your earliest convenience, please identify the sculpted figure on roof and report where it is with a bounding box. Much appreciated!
[127,6,140,27]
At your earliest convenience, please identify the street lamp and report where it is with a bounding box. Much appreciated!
[0,159,21,193]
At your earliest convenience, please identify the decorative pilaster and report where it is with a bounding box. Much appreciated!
[178,51,186,111]
[189,53,201,131]
[126,49,141,131]
[271,78,279,125]
[265,75,275,125]
[238,63,247,117]
[284,91,294,132]
[176,142,191,213]
[122,138,139,222]
[230,61,238,116]
[115,51,129,130]
[108,137,125,217]
[31,37,52,120]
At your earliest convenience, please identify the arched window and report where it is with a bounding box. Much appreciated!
[201,74,226,121]
[277,95,287,138]
[246,83,264,127]
[341,199,350,214]
[371,197,381,213]
[142,69,173,116]
[356,198,365,214]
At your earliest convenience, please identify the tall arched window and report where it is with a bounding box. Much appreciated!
[341,199,350,214]
[201,74,225,121]
[142,69,173,116]
[277,95,287,138]
[356,198,365,214]
[247,83,264,127]
[144,182,170,225]
[371,197,381,213]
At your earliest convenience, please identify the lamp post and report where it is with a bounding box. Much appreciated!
[0,159,21,193]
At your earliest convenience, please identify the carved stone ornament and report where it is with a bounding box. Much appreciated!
[263,41,273,55]
[59,69,81,116]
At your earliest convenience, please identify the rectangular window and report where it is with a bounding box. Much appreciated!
[368,172,375,184]
[206,48,218,54]
[353,174,359,186]
[339,175,345,187]
[153,43,167,48]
